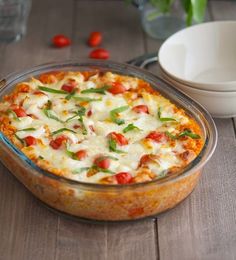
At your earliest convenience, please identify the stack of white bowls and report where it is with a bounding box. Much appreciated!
[158,21,236,118]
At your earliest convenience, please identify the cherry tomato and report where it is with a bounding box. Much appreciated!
[61,84,75,93]
[146,131,167,143]
[94,156,110,169]
[89,48,109,60]
[52,34,71,48]
[13,107,27,117]
[115,172,132,184]
[75,150,87,160]
[132,105,149,114]
[87,110,92,117]
[49,136,67,150]
[24,136,36,146]
[139,154,151,166]
[108,132,128,146]
[107,82,126,95]
[87,31,102,47]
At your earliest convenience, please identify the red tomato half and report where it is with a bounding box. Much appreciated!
[108,132,128,146]
[13,108,27,117]
[146,131,167,143]
[75,150,87,160]
[49,136,67,150]
[52,34,71,48]
[115,172,132,184]
[24,136,36,146]
[89,48,109,60]
[61,84,75,93]
[107,82,126,95]
[94,156,110,169]
[87,31,102,47]
[132,105,149,114]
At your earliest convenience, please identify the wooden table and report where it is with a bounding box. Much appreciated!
[0,1,236,259]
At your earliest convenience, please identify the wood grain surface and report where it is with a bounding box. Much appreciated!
[0,1,235,260]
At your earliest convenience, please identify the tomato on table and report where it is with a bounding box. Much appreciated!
[89,48,109,60]
[52,34,71,48]
[87,31,102,47]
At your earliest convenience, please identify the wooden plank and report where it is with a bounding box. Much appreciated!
[0,0,74,259]
[144,2,236,259]
[53,1,157,260]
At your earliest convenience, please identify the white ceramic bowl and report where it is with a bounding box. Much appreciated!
[161,69,236,118]
[158,21,236,91]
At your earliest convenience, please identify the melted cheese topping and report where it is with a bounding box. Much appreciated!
[0,71,204,184]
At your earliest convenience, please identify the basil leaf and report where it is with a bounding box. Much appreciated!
[43,109,63,123]
[65,107,86,122]
[17,127,36,132]
[123,123,140,133]
[92,165,115,174]
[81,85,110,95]
[178,130,200,139]
[165,130,200,139]
[72,167,90,174]
[110,106,129,125]
[165,131,178,140]
[72,96,101,102]
[65,89,77,100]
[108,139,125,154]
[38,155,44,160]
[6,109,20,121]
[14,134,25,145]
[78,116,87,135]
[52,128,76,135]
[158,107,177,122]
[38,86,67,94]
[65,114,79,122]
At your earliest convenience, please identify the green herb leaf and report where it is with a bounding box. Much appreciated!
[65,107,86,122]
[178,130,201,139]
[158,107,177,122]
[65,89,77,100]
[78,116,87,135]
[52,128,76,135]
[43,109,63,123]
[72,96,102,102]
[165,130,200,140]
[81,85,110,95]
[38,86,67,94]
[72,167,90,174]
[14,134,25,144]
[110,106,129,125]
[123,123,140,133]
[165,131,178,140]
[108,139,125,154]
[92,165,115,174]
[17,127,36,132]
[38,155,44,160]
[6,109,20,121]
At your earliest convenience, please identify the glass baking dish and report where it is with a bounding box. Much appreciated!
[0,60,217,222]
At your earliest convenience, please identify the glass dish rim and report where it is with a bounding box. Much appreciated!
[0,59,218,190]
